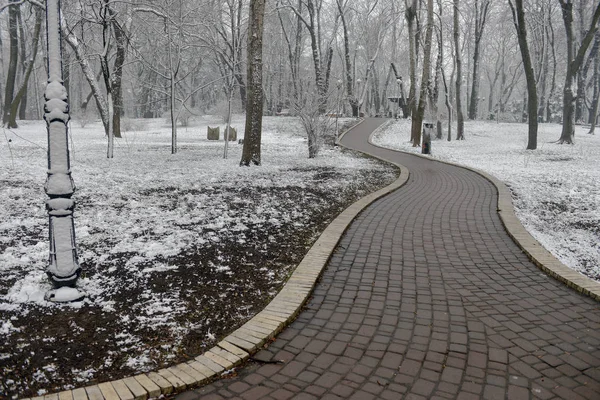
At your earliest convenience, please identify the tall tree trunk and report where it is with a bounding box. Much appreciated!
[537,4,550,122]
[406,0,418,124]
[584,32,600,123]
[108,6,129,139]
[468,0,490,120]
[17,7,28,120]
[382,4,398,117]
[508,0,538,149]
[454,0,464,140]
[438,0,452,139]
[277,0,303,105]
[139,69,157,118]
[412,0,434,147]
[546,11,558,123]
[100,0,114,156]
[558,0,600,144]
[589,44,600,134]
[432,3,443,139]
[64,29,110,135]
[306,0,327,112]
[575,2,593,123]
[9,7,42,128]
[240,0,266,166]
[3,0,19,128]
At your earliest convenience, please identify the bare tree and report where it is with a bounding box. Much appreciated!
[589,36,600,134]
[336,0,359,117]
[240,0,265,166]
[575,3,600,123]
[8,6,42,128]
[467,0,491,120]
[283,0,335,113]
[203,0,248,111]
[294,89,333,158]
[411,0,434,147]
[508,0,538,149]
[557,0,600,144]
[2,0,19,128]
[453,0,465,140]
[406,0,418,122]
[278,0,304,107]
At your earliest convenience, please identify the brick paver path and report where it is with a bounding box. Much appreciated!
[176,119,600,400]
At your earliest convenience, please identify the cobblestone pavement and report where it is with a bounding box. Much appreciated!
[175,119,600,400]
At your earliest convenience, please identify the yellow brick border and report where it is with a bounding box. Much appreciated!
[22,119,408,400]
[367,121,600,302]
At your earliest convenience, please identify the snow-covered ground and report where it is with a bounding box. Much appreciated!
[0,115,397,397]
[1,115,375,308]
[374,119,600,281]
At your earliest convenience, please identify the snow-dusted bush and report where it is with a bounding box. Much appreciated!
[120,118,149,132]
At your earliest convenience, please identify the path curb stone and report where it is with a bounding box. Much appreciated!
[368,120,600,302]
[22,119,407,400]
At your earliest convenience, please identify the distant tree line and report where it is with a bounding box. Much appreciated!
[1,0,600,155]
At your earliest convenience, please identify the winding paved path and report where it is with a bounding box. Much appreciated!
[176,119,600,400]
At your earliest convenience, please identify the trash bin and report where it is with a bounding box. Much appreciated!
[422,123,433,155]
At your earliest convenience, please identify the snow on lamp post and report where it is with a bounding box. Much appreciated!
[44,0,84,302]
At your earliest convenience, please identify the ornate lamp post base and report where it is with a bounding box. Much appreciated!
[45,287,86,303]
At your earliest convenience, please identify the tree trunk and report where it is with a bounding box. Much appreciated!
[589,45,600,134]
[454,0,464,140]
[558,0,600,143]
[537,5,550,122]
[235,68,247,111]
[438,0,452,140]
[306,0,327,112]
[3,1,19,128]
[432,2,443,138]
[64,29,110,135]
[508,0,538,149]
[240,0,266,166]
[139,69,156,118]
[9,7,42,128]
[108,6,128,139]
[546,9,558,122]
[468,0,490,120]
[277,0,303,105]
[101,1,114,156]
[17,7,28,120]
[406,0,418,124]
[412,0,434,147]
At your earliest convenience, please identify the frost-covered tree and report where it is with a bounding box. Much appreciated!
[7,6,43,128]
[467,0,491,120]
[2,0,19,128]
[557,0,600,144]
[508,0,538,150]
[294,88,334,158]
[203,0,248,111]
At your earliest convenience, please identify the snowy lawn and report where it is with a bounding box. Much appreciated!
[374,119,600,282]
[0,116,397,398]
